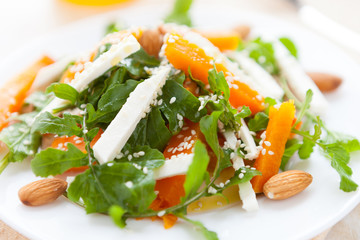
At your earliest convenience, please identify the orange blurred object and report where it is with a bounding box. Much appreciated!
[63,0,132,6]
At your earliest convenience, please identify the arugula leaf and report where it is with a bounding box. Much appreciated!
[294,90,313,127]
[280,139,302,171]
[0,153,9,174]
[0,122,41,162]
[298,137,316,159]
[245,38,279,75]
[279,37,298,58]
[25,91,50,110]
[67,162,157,214]
[105,66,128,90]
[182,141,210,201]
[178,214,219,240]
[105,22,124,35]
[46,83,79,105]
[127,107,172,151]
[225,167,261,187]
[208,68,230,100]
[31,143,88,177]
[159,78,206,133]
[116,145,165,169]
[122,49,160,78]
[322,143,358,192]
[32,112,83,137]
[109,205,127,228]
[248,112,269,132]
[164,0,193,26]
[235,106,251,119]
[87,80,140,126]
[200,111,232,175]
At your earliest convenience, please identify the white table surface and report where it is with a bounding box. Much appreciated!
[0,0,359,239]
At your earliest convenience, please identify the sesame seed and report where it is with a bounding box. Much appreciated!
[107,163,114,167]
[268,150,274,155]
[75,140,82,144]
[128,155,133,161]
[264,141,271,146]
[219,183,224,188]
[83,129,88,134]
[262,149,267,155]
[245,165,251,168]
[29,150,34,155]
[143,167,148,174]
[241,169,246,173]
[208,186,217,194]
[157,99,163,106]
[230,152,235,159]
[157,210,166,217]
[177,113,183,121]
[238,173,244,179]
[178,147,184,151]
[169,97,176,104]
[80,104,87,109]
[191,130,196,135]
[133,153,139,158]
[125,150,129,155]
[251,167,256,170]
[177,134,184,139]
[225,180,230,185]
[125,181,133,188]
[179,120,183,128]
[138,151,145,156]
[167,147,174,152]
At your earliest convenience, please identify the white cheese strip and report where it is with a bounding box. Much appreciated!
[273,41,328,115]
[181,31,264,96]
[93,66,171,164]
[228,51,284,100]
[41,34,140,114]
[153,153,194,180]
[30,55,77,91]
[239,119,259,160]
[223,131,259,211]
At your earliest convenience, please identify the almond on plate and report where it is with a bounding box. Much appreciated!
[307,72,343,93]
[263,170,313,200]
[18,178,67,206]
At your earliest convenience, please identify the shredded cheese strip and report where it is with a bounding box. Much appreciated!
[153,153,194,180]
[228,51,284,100]
[40,34,140,115]
[239,119,259,160]
[223,130,259,212]
[93,66,171,164]
[273,41,328,115]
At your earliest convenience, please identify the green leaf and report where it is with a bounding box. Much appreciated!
[31,143,88,177]
[32,112,83,137]
[87,80,140,126]
[279,37,298,58]
[122,49,160,78]
[208,68,230,100]
[109,205,127,228]
[245,38,279,75]
[46,83,79,104]
[25,91,51,110]
[178,215,218,240]
[105,22,124,35]
[164,0,193,26]
[159,78,207,133]
[182,141,210,201]
[235,106,251,119]
[298,137,316,159]
[226,167,261,187]
[0,122,41,162]
[0,154,9,174]
[67,162,157,214]
[280,139,302,171]
[294,89,313,126]
[127,107,172,151]
[116,145,165,169]
[322,143,358,192]
[248,112,269,132]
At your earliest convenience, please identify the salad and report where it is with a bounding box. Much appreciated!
[1,1,360,239]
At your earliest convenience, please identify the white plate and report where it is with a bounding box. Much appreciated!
[1,2,360,240]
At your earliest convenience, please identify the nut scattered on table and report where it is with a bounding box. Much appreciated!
[307,72,343,93]
[263,170,313,200]
[18,178,67,206]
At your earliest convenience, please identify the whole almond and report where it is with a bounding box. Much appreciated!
[18,178,67,206]
[233,25,251,39]
[263,170,312,200]
[307,72,343,93]
[138,29,163,58]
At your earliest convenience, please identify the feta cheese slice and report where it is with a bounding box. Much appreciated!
[30,55,77,91]
[239,119,259,160]
[273,41,328,115]
[228,52,284,100]
[42,34,140,114]
[93,66,171,164]
[153,153,194,180]
[223,130,259,211]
